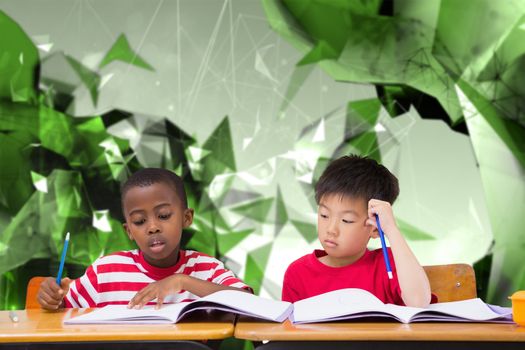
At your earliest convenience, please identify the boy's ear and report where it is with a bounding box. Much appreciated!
[366,219,379,239]
[183,208,194,228]
[123,223,133,240]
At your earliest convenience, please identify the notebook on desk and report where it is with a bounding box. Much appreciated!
[291,288,513,324]
[63,290,292,324]
[63,288,513,325]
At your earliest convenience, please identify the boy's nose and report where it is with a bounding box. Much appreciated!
[147,224,161,234]
[327,220,338,236]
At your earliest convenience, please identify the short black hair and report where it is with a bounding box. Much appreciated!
[121,168,188,210]
[315,155,399,205]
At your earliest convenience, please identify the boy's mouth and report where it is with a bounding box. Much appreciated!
[324,239,337,247]
[148,237,166,253]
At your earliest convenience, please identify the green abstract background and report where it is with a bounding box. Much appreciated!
[1,0,524,313]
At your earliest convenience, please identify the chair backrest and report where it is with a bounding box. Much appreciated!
[25,276,46,309]
[423,264,477,302]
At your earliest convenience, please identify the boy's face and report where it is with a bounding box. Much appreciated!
[122,182,193,268]
[317,194,374,267]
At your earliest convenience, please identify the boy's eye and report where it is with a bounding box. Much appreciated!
[159,213,172,220]
[342,219,354,224]
[133,218,145,226]
[320,214,328,219]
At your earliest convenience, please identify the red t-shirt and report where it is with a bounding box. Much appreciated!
[64,249,251,308]
[282,248,404,304]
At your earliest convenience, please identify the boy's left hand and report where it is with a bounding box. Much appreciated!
[128,274,185,310]
[366,199,399,239]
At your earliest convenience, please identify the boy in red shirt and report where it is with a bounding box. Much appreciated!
[38,168,251,310]
[282,155,433,307]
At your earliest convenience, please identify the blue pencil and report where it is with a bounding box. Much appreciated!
[56,232,70,286]
[375,215,393,280]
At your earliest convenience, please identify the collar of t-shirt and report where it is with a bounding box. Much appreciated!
[137,249,185,280]
[308,249,372,275]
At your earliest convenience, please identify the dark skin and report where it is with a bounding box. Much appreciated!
[37,181,249,311]
[37,277,71,310]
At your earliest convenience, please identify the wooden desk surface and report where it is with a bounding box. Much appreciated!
[235,318,525,342]
[0,309,234,343]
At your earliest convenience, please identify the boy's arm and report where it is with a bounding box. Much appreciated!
[368,199,431,308]
[128,274,250,309]
[182,274,251,296]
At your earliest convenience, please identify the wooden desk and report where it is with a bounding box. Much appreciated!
[0,309,234,349]
[235,318,525,350]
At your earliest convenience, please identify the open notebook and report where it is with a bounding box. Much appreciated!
[64,290,292,324]
[291,288,513,324]
[63,288,512,325]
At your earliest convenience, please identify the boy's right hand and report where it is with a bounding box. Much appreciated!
[37,277,71,310]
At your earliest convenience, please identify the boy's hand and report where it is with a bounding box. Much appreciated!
[37,277,71,310]
[367,199,399,239]
[128,274,186,310]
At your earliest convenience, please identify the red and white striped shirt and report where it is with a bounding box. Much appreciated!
[64,249,251,308]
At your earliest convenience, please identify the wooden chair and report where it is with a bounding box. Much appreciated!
[423,264,477,302]
[25,276,46,309]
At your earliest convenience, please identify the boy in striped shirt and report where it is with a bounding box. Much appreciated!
[38,168,252,310]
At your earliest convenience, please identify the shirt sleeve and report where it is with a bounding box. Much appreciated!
[64,264,99,308]
[282,265,300,303]
[208,259,253,293]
